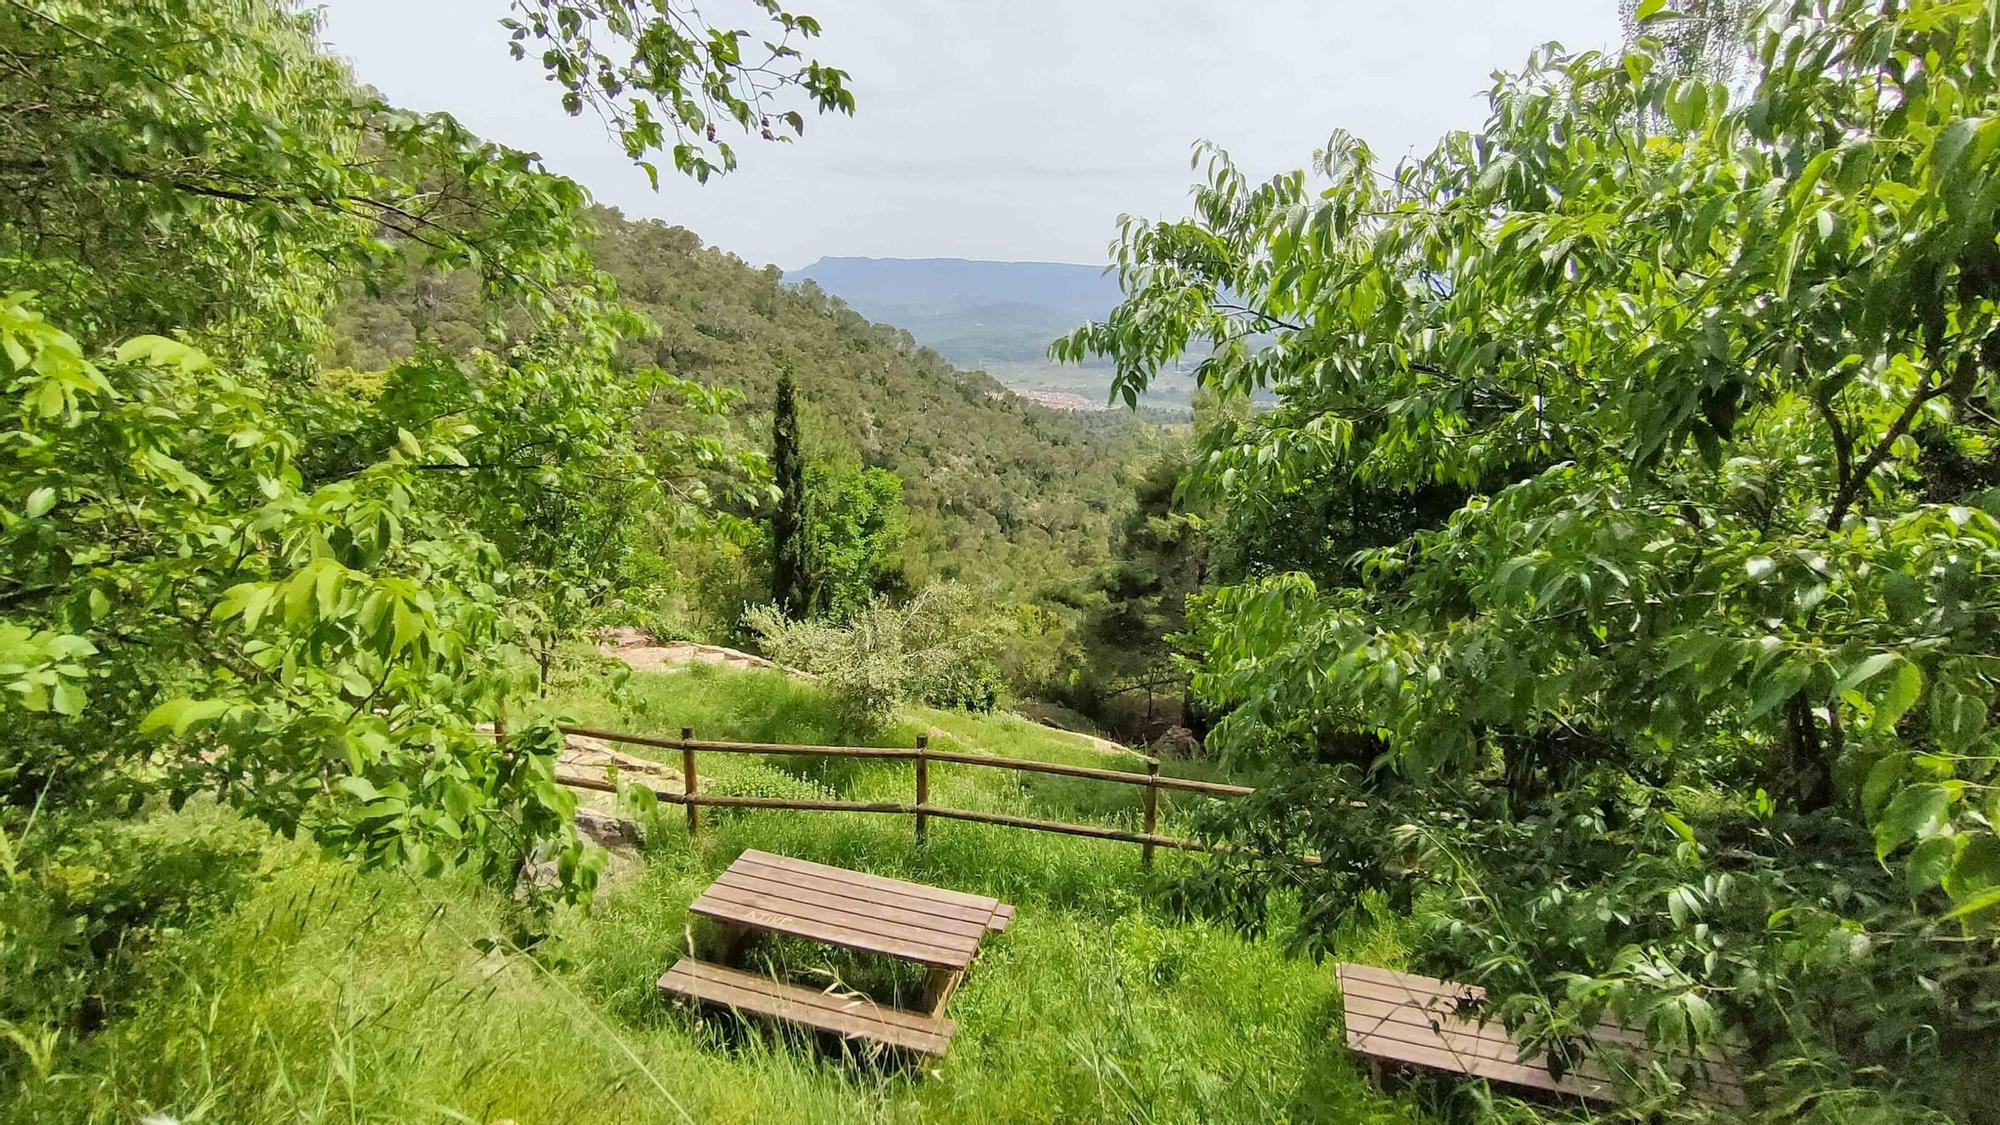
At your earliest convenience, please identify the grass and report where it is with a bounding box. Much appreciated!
[1,661,1442,1124]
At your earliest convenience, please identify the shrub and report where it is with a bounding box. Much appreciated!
[1,805,265,1079]
[746,583,1004,728]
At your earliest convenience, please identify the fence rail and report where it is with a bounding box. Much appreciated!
[554,724,1264,868]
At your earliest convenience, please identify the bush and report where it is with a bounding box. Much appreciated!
[746,583,1004,728]
[1,805,265,1079]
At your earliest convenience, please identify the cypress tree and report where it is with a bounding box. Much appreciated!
[771,364,813,617]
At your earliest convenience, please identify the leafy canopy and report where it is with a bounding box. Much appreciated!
[1062,0,2000,1110]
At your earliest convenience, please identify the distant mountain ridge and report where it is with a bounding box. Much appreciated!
[787,256,1120,368]
[783,255,1193,411]
[790,256,1120,323]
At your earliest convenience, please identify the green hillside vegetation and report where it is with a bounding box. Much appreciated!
[330,210,1147,659]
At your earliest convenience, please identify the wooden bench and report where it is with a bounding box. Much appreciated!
[660,850,1013,1057]
[660,958,956,1057]
[1337,963,1746,1108]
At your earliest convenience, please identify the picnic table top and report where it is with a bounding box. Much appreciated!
[688,849,1014,971]
[1336,963,1746,1107]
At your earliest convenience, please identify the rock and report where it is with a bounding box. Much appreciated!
[1147,726,1201,760]
[575,805,644,849]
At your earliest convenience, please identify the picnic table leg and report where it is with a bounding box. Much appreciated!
[712,921,752,965]
[922,967,964,1019]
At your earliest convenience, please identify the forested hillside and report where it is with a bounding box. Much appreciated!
[331,209,1148,655]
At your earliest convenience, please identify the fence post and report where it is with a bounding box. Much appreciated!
[914,734,929,846]
[1141,759,1160,871]
[681,726,699,837]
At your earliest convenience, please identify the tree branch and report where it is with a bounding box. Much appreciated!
[1826,372,1950,529]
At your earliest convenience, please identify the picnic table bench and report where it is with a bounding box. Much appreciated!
[659,849,1013,1057]
[1337,963,1746,1109]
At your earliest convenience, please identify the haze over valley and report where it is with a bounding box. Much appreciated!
[787,255,1194,412]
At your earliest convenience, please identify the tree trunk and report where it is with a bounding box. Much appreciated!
[1785,694,1833,811]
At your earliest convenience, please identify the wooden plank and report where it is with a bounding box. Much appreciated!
[1346,1023,1614,1099]
[692,876,972,952]
[740,850,1010,916]
[690,890,974,969]
[714,867,990,945]
[659,958,955,1056]
[663,958,950,1034]
[730,854,1003,930]
[922,748,1256,797]
[696,881,981,960]
[1337,965,1746,1105]
[1337,966,1740,1070]
[988,904,1015,933]
[1343,996,1627,1089]
[921,805,1205,851]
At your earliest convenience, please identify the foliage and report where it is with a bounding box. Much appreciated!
[0,804,263,1074]
[1062,0,2000,1115]
[770,363,812,616]
[801,460,906,619]
[747,583,1005,727]
[1621,0,1753,84]
[0,295,588,882]
[336,208,1148,678]
[0,0,862,1082]
[503,0,854,186]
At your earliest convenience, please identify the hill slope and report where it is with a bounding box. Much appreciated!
[330,212,1145,628]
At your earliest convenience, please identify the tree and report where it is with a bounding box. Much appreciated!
[1060,0,2000,1112]
[504,0,854,186]
[0,0,869,1074]
[0,0,855,969]
[804,462,906,620]
[770,363,813,616]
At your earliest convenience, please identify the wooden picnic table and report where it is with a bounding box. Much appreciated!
[659,849,1013,1057]
[1337,963,1746,1108]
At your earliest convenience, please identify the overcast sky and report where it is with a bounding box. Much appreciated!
[315,1,1621,270]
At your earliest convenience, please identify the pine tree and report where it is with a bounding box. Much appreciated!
[771,363,814,617]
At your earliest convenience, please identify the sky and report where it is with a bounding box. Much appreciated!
[315,1,1621,271]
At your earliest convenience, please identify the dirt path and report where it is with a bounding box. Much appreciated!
[591,627,1139,759]
[596,628,792,675]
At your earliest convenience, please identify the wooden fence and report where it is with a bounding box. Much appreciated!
[553,725,1260,870]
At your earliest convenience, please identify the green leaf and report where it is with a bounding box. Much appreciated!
[1873,659,1923,732]
[1862,752,1908,819]
[50,680,85,716]
[113,334,208,371]
[1946,835,2000,902]
[1662,810,1696,845]
[1875,783,1951,861]
[337,776,381,803]
[138,697,232,737]
[24,486,56,518]
[1835,652,1898,692]
[1941,886,2000,923]
[1907,835,1957,894]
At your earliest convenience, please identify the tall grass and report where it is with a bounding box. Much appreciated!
[2,662,1439,1124]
